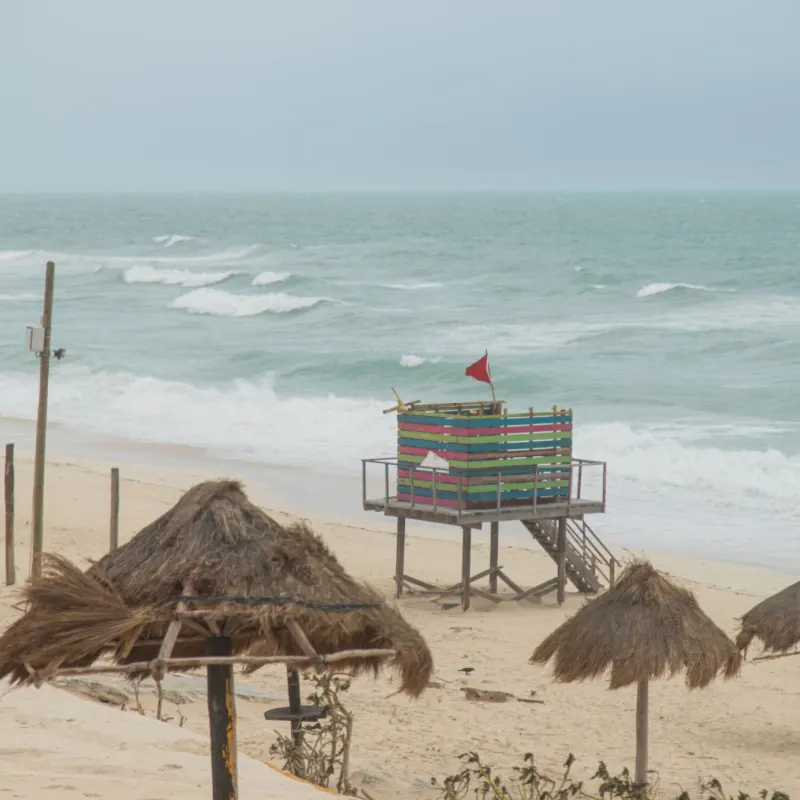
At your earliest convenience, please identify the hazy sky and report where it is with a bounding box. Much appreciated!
[2,1,799,191]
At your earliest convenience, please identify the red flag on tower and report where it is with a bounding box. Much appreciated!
[465,352,492,385]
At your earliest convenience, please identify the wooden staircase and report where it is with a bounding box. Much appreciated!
[523,517,618,594]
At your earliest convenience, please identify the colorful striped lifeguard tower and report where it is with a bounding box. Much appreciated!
[361,396,618,611]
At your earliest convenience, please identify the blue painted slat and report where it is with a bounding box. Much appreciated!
[397,485,569,502]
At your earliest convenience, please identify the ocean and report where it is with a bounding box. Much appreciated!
[1,192,799,569]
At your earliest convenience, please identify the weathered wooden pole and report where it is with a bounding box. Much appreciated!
[4,443,15,585]
[31,261,55,580]
[556,517,567,605]
[109,467,120,552]
[394,516,406,598]
[635,679,649,789]
[461,525,471,611]
[206,637,238,800]
[489,521,499,594]
[287,668,304,749]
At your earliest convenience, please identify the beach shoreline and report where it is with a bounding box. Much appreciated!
[1,424,800,796]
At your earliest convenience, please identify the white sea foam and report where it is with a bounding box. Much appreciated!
[123,266,236,287]
[400,354,426,367]
[0,367,394,471]
[0,250,32,263]
[252,271,290,286]
[383,282,442,290]
[0,293,38,302]
[115,245,260,266]
[1,365,797,518]
[152,234,199,247]
[636,282,732,298]
[171,288,326,317]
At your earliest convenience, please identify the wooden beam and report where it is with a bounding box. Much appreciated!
[286,619,324,675]
[206,637,238,800]
[557,517,567,605]
[109,467,120,552]
[395,516,406,599]
[489,521,499,593]
[461,526,471,611]
[4,443,14,586]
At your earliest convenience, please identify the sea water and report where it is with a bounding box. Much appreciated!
[1,192,799,568]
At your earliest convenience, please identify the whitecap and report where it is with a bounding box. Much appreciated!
[636,282,733,298]
[171,288,326,317]
[123,266,236,287]
[252,271,290,287]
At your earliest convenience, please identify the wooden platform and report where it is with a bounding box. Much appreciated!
[363,496,604,528]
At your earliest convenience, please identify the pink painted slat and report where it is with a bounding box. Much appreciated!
[397,445,469,461]
[398,468,463,485]
[397,422,572,436]
[397,492,461,509]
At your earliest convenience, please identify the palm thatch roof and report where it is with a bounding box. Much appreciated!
[736,580,800,654]
[0,480,433,695]
[530,561,741,689]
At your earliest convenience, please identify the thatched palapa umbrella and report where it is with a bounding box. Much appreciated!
[530,561,740,788]
[736,579,800,655]
[0,480,433,800]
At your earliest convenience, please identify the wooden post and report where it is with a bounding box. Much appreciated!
[30,261,56,580]
[395,516,406,599]
[556,517,567,605]
[489,521,499,594]
[635,679,649,789]
[287,668,304,750]
[4,443,14,585]
[109,467,120,552]
[206,636,238,800]
[461,525,471,611]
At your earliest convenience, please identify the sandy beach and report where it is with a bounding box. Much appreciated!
[1,448,798,798]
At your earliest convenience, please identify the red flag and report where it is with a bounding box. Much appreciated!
[465,352,492,385]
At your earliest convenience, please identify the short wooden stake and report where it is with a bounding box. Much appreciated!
[4,443,15,585]
[109,467,120,552]
[206,636,238,800]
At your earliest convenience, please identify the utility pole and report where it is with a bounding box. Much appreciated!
[30,261,56,580]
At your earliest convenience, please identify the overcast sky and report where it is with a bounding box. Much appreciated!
[2,1,799,191]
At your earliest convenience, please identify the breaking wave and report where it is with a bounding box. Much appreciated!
[171,288,326,317]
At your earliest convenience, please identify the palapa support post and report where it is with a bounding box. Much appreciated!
[461,525,471,611]
[635,679,649,790]
[395,515,406,599]
[556,517,567,605]
[489,521,499,594]
[109,467,120,552]
[206,636,238,800]
[4,443,15,586]
[31,261,56,580]
[287,667,304,750]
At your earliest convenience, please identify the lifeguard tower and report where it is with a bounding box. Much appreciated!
[361,398,618,611]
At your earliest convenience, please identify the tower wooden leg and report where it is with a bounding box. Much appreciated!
[395,516,406,599]
[461,525,471,611]
[489,521,499,594]
[556,517,567,605]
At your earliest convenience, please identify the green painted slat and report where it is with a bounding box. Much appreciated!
[398,479,570,493]
[396,430,572,444]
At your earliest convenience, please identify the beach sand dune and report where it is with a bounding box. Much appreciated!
[1,453,800,797]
